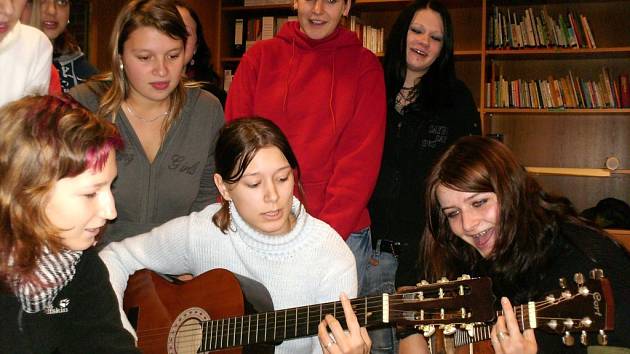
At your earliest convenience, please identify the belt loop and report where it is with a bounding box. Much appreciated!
[374,239,382,257]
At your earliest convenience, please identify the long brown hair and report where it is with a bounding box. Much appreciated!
[91,0,189,137]
[212,117,304,233]
[0,95,122,287]
[422,136,579,284]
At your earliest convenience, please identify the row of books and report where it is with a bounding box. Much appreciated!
[234,16,296,53]
[345,16,384,55]
[488,6,596,49]
[233,16,384,55]
[486,69,630,109]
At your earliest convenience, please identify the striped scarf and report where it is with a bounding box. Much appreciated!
[11,248,82,313]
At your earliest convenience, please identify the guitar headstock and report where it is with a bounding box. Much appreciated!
[532,269,615,346]
[389,275,495,333]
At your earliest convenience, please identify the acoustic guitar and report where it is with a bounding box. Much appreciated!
[123,270,495,354]
[429,269,615,354]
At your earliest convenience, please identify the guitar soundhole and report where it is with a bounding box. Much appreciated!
[167,307,211,354]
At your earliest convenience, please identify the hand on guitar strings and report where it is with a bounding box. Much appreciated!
[490,297,538,354]
[317,292,371,354]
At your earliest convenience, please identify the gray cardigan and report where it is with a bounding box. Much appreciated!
[71,83,224,246]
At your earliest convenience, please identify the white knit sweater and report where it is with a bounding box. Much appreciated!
[100,197,358,354]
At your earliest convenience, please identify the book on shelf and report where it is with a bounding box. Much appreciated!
[580,14,596,48]
[223,69,233,92]
[234,18,244,54]
[620,74,630,108]
[261,16,274,40]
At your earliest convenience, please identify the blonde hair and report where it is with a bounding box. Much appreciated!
[92,0,189,137]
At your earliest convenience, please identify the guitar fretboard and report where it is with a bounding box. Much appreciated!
[454,305,533,347]
[199,295,386,351]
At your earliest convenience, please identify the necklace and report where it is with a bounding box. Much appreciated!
[124,101,168,123]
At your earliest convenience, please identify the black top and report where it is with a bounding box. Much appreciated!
[368,78,480,286]
[53,51,98,92]
[0,249,139,354]
[483,223,630,351]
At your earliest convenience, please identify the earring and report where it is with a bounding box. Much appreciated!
[119,62,124,72]
[190,58,195,66]
[67,19,70,25]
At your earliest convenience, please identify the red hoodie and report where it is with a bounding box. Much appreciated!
[225,21,386,239]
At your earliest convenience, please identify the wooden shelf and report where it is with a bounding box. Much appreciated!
[486,47,630,59]
[484,108,630,114]
[526,167,630,177]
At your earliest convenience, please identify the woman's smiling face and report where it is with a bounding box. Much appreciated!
[437,184,500,259]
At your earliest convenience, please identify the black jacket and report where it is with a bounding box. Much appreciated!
[368,78,480,286]
[0,249,138,354]
[53,51,98,92]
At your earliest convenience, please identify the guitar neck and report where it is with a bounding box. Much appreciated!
[454,305,535,347]
[199,295,386,351]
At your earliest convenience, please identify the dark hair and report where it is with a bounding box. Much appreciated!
[422,136,582,285]
[212,117,304,233]
[384,0,455,112]
[53,29,80,56]
[173,1,221,86]
[0,95,122,287]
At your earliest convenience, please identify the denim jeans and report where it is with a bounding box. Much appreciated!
[363,240,399,354]
[345,227,372,296]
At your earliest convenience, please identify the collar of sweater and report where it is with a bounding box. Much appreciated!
[0,21,20,52]
[228,197,312,256]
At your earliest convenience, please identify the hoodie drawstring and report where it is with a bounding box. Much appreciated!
[283,39,296,112]
[329,51,336,134]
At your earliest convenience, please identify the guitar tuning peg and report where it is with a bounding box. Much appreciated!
[456,274,471,280]
[580,330,588,346]
[562,332,575,346]
[573,272,585,285]
[443,324,456,336]
[598,330,609,346]
[558,277,568,289]
[422,325,436,337]
[563,318,575,329]
[580,317,593,328]
[590,268,605,280]
[438,277,449,283]
[416,280,429,287]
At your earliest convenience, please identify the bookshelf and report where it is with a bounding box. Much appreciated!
[481,0,630,211]
[212,0,630,212]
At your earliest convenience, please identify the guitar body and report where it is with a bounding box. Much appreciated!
[123,269,275,354]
